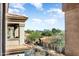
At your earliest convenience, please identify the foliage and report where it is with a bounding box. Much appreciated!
[27,31,41,42]
[25,29,34,33]
[25,28,65,48]
[52,28,61,35]
[51,31,65,48]
[41,29,52,36]
[55,39,65,47]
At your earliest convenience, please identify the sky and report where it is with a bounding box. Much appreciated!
[9,3,65,31]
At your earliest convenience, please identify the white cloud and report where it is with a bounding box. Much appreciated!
[9,8,19,14]
[25,18,58,30]
[46,8,64,15]
[30,18,57,25]
[10,3,25,10]
[31,3,43,11]
[47,8,61,13]
[31,19,42,23]
[44,19,57,25]
[43,8,65,20]
[8,3,26,16]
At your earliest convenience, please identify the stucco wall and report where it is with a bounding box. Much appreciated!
[6,40,20,46]
[65,8,79,55]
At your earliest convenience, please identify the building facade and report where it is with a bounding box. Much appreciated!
[6,14,28,46]
[6,14,28,55]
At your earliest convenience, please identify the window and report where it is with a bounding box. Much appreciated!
[7,24,19,39]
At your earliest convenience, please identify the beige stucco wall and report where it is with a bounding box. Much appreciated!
[6,40,19,46]
[19,23,25,45]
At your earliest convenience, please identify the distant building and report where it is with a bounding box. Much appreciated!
[5,13,29,55]
[6,13,28,46]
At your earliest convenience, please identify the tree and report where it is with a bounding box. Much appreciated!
[41,29,52,36]
[27,31,41,42]
[52,28,61,35]
[25,29,34,33]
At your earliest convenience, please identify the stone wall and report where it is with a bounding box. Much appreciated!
[65,7,79,55]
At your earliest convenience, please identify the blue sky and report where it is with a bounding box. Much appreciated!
[9,3,65,31]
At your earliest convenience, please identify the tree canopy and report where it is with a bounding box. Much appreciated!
[41,29,52,36]
[52,28,61,35]
[27,31,41,42]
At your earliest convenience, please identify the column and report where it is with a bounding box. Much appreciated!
[14,26,19,38]
[9,27,14,39]
[65,7,79,55]
[0,3,2,56]
[19,23,25,45]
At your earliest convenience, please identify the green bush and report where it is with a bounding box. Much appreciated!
[27,31,41,42]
